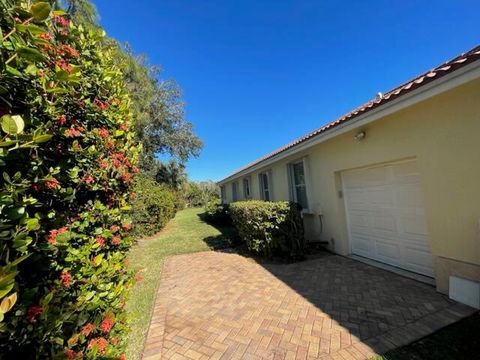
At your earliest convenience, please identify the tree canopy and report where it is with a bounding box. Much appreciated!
[63,0,203,171]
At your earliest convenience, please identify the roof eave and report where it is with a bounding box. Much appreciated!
[218,58,480,185]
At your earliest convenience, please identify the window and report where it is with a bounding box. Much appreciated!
[289,160,309,209]
[232,182,238,202]
[243,177,251,199]
[259,172,271,201]
[220,185,226,203]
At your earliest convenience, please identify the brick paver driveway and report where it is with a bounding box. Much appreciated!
[143,252,475,360]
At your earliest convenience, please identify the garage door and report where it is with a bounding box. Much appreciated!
[342,160,434,277]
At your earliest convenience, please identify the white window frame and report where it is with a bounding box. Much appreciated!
[288,157,312,212]
[258,171,273,201]
[243,176,251,199]
[232,181,238,202]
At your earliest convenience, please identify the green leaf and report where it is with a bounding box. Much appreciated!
[33,134,52,143]
[0,140,19,147]
[25,218,40,231]
[5,206,26,221]
[1,115,25,135]
[16,24,45,35]
[85,291,95,301]
[5,66,24,78]
[0,283,14,299]
[17,47,46,62]
[25,64,39,76]
[30,2,51,21]
[0,271,17,289]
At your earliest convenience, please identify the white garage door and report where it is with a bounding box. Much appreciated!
[342,160,434,277]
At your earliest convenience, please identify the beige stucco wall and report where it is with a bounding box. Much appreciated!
[222,78,480,293]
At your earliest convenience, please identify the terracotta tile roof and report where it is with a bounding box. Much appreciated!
[221,44,480,182]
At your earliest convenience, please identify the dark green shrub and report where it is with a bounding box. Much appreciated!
[0,2,138,358]
[204,200,231,226]
[229,201,305,260]
[131,175,177,236]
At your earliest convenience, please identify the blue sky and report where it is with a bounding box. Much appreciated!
[95,0,479,181]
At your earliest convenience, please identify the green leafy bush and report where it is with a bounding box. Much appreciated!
[0,2,139,358]
[204,200,231,226]
[131,175,177,236]
[229,201,305,260]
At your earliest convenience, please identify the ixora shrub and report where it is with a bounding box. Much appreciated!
[0,2,139,358]
[131,174,177,236]
[229,201,305,260]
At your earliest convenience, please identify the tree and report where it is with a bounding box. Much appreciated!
[184,181,219,207]
[118,46,203,166]
[59,0,98,25]
[154,160,187,190]
[63,0,203,174]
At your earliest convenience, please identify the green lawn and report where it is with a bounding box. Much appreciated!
[125,207,236,360]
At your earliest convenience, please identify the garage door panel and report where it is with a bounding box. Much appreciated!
[401,216,429,236]
[372,214,397,232]
[367,188,394,206]
[403,247,434,276]
[375,241,403,264]
[349,213,370,228]
[343,160,434,277]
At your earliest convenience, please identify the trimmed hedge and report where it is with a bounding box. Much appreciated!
[229,201,305,260]
[0,2,138,358]
[203,200,231,227]
[131,175,177,236]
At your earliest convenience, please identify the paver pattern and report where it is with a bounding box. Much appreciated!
[143,252,475,360]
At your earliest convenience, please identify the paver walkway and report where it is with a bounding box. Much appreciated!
[142,251,475,360]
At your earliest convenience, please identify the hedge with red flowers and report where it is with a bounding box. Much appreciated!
[0,1,139,358]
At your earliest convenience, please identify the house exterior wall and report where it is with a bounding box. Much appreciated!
[221,78,480,294]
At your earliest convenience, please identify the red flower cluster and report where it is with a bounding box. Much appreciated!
[82,174,94,184]
[119,123,128,131]
[95,236,106,247]
[60,270,72,288]
[81,323,96,337]
[65,126,84,137]
[57,115,67,126]
[26,305,43,323]
[111,236,121,246]
[39,32,52,41]
[56,59,73,73]
[47,226,68,245]
[121,172,132,183]
[99,159,108,170]
[57,44,79,58]
[53,15,70,28]
[64,349,82,360]
[100,314,115,334]
[46,177,60,190]
[110,225,120,233]
[122,223,132,231]
[98,127,109,138]
[94,99,110,111]
[87,337,108,354]
[132,166,140,174]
